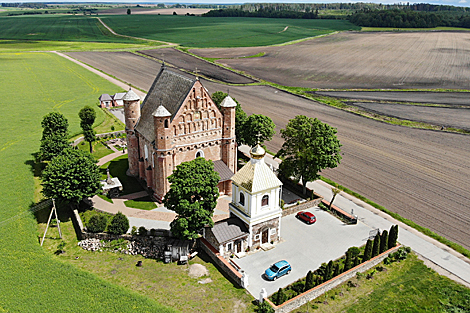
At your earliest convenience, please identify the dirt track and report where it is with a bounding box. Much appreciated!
[192,32,470,90]
[67,50,470,250]
[351,102,470,130]
[138,48,255,84]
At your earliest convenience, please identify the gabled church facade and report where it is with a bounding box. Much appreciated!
[123,65,237,202]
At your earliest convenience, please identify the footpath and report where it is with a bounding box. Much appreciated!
[238,145,470,288]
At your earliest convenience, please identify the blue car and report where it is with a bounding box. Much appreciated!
[264,260,292,281]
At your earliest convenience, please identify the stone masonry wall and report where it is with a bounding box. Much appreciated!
[266,245,401,313]
[281,195,323,217]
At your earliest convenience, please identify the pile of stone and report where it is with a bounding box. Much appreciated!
[78,237,166,260]
[78,238,104,252]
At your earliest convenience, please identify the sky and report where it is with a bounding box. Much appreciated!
[1,0,469,8]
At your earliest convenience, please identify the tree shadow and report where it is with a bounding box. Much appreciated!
[197,249,245,290]
[24,152,46,178]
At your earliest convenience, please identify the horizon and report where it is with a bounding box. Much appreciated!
[1,0,469,7]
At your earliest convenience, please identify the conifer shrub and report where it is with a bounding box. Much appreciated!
[108,212,129,235]
[372,233,381,257]
[86,214,108,233]
[138,226,147,236]
[304,270,315,291]
[380,230,389,253]
[363,239,373,261]
[388,225,398,249]
[274,288,286,305]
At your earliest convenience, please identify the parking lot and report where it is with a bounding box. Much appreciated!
[234,206,372,297]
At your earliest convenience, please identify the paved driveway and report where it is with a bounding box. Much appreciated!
[235,206,372,297]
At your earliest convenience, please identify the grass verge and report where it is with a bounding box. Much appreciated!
[37,209,255,313]
[320,176,470,259]
[124,197,157,210]
[293,253,470,312]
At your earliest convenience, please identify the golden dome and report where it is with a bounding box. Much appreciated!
[250,143,266,159]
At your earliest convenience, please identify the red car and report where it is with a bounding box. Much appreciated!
[296,211,316,224]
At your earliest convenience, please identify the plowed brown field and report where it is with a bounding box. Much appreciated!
[67,50,470,250]
[192,31,470,90]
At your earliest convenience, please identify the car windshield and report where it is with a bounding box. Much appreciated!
[270,264,279,272]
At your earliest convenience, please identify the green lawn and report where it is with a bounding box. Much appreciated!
[124,197,157,210]
[100,15,359,47]
[294,253,470,312]
[0,15,152,43]
[0,52,175,312]
[38,208,255,313]
[100,155,145,196]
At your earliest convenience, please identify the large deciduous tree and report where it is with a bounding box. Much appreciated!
[79,106,96,153]
[242,114,275,147]
[164,158,220,240]
[211,91,247,145]
[39,112,70,161]
[276,115,342,195]
[41,148,101,203]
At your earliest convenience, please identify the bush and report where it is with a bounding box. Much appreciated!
[108,212,129,235]
[138,226,147,236]
[150,228,157,236]
[255,301,274,313]
[86,214,108,233]
[130,226,138,236]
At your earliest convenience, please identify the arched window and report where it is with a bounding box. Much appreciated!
[144,145,148,160]
[239,193,245,206]
[195,150,204,159]
[164,119,169,128]
[262,195,269,207]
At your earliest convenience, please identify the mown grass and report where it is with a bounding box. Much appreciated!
[0,52,174,312]
[0,39,161,52]
[100,15,359,48]
[293,253,470,312]
[77,140,114,159]
[100,155,145,196]
[320,177,470,259]
[38,210,255,313]
[124,197,157,210]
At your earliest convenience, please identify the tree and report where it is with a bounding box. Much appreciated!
[39,112,69,161]
[328,187,341,210]
[127,8,131,14]
[108,212,129,235]
[79,106,96,153]
[40,134,70,161]
[86,214,108,233]
[41,148,101,203]
[372,233,381,257]
[211,91,247,146]
[380,230,389,253]
[164,158,220,240]
[363,239,373,261]
[41,112,68,139]
[343,250,352,272]
[304,270,315,291]
[276,116,342,195]
[242,114,275,147]
[333,262,341,277]
[388,225,398,249]
[274,288,286,305]
[325,260,334,280]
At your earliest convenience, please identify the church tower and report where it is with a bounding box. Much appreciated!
[229,143,283,249]
[220,95,237,194]
[153,105,172,202]
[123,88,140,177]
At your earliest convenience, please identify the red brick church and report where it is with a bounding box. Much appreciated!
[123,65,237,202]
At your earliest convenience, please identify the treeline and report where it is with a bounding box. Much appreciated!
[1,2,46,8]
[203,8,320,19]
[349,9,470,28]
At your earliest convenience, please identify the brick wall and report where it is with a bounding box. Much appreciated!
[198,238,243,286]
[266,245,401,313]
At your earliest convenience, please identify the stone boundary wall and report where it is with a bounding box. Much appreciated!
[198,238,243,286]
[282,195,323,217]
[72,130,126,146]
[266,245,401,313]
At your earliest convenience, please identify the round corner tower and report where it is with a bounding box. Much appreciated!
[123,88,141,177]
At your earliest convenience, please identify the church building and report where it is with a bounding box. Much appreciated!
[123,65,237,202]
[204,143,283,257]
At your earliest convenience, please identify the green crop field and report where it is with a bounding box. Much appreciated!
[0,15,153,43]
[100,15,360,47]
[0,52,175,312]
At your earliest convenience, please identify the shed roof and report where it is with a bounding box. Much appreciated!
[136,65,196,142]
[113,92,126,100]
[99,94,112,101]
[211,216,249,244]
[213,160,234,182]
